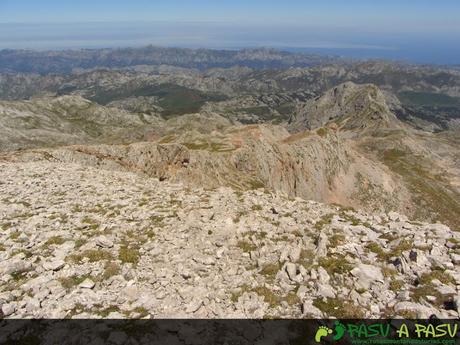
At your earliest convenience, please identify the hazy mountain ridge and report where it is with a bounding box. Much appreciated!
[0,47,343,74]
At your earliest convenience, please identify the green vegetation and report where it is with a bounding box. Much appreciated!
[318,254,352,275]
[9,232,20,240]
[389,280,405,292]
[59,275,91,290]
[316,128,328,137]
[314,213,334,230]
[398,91,460,107]
[328,232,346,248]
[231,284,300,308]
[238,106,271,116]
[93,305,121,318]
[10,249,33,258]
[419,269,455,285]
[102,262,121,280]
[45,236,66,246]
[382,149,460,230]
[233,210,248,223]
[81,216,100,230]
[237,240,257,253]
[91,83,227,117]
[260,262,281,281]
[298,249,315,268]
[251,204,263,211]
[313,297,364,318]
[247,178,265,190]
[367,239,413,262]
[68,249,113,263]
[119,245,140,265]
[183,142,233,152]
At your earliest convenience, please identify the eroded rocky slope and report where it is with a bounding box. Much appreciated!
[1,161,459,319]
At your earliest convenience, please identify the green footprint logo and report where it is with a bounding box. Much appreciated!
[314,326,333,343]
[333,321,346,341]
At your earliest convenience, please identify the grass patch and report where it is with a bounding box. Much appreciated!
[314,213,334,230]
[132,307,149,318]
[45,236,66,246]
[298,249,315,268]
[366,242,387,259]
[419,269,455,285]
[389,280,405,292]
[101,262,121,280]
[59,275,90,290]
[119,245,140,265]
[316,128,328,137]
[68,249,113,263]
[382,266,398,278]
[318,254,352,276]
[93,305,121,318]
[313,297,364,318]
[9,232,20,240]
[260,262,281,281]
[237,240,257,253]
[233,210,248,223]
[329,232,346,248]
[251,204,263,211]
[10,249,33,258]
[81,216,99,230]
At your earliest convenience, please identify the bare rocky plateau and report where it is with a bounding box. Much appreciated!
[0,161,459,319]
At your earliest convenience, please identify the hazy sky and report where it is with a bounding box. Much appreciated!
[1,0,459,32]
[0,1,459,64]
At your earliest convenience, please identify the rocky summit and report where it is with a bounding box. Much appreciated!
[0,160,459,319]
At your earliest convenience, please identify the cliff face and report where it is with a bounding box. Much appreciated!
[1,83,459,230]
[289,82,400,133]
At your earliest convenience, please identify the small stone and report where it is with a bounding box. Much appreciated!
[185,299,203,314]
[42,259,65,271]
[296,286,308,299]
[79,278,95,289]
[388,212,400,221]
[285,263,297,281]
[436,285,456,295]
[288,247,301,263]
[317,267,330,284]
[302,300,323,317]
[2,303,16,316]
[451,253,460,265]
[95,236,114,248]
[370,304,380,314]
[26,298,41,313]
[426,295,437,303]
[351,264,383,289]
[316,283,335,298]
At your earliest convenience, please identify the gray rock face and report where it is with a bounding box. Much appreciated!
[351,264,384,289]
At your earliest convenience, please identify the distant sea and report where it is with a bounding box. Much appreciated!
[0,21,458,65]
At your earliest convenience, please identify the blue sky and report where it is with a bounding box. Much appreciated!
[0,1,459,64]
[1,0,459,32]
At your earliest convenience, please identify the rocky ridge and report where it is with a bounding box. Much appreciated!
[1,160,459,319]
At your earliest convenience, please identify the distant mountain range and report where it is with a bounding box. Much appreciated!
[0,46,344,74]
